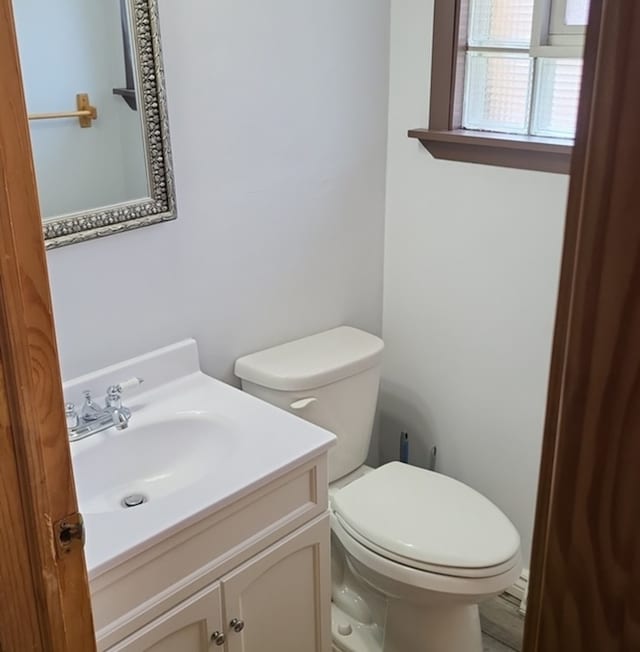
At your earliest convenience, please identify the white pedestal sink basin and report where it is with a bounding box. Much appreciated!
[64,340,336,579]
[73,414,237,514]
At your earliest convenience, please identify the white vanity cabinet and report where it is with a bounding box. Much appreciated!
[94,456,331,652]
[108,517,329,652]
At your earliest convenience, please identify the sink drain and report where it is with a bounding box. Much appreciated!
[121,493,148,508]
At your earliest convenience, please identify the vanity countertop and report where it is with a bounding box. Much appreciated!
[65,341,335,580]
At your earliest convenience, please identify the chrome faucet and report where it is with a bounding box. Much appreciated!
[66,377,144,442]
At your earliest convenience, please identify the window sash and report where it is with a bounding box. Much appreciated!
[531,0,585,57]
[549,0,587,35]
[461,51,581,139]
[461,1,584,140]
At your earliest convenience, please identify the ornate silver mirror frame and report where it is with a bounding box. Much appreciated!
[42,0,176,250]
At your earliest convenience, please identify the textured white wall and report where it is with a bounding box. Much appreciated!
[46,0,390,386]
[14,0,147,217]
[381,0,569,565]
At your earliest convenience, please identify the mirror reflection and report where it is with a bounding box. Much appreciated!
[13,0,149,220]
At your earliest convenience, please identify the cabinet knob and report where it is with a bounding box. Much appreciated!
[230,618,245,632]
[211,631,226,646]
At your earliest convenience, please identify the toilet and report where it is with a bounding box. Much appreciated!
[235,326,522,652]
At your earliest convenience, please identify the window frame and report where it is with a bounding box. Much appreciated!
[409,0,575,174]
[532,0,586,55]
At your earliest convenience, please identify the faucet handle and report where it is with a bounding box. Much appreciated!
[65,403,79,430]
[80,390,101,421]
[115,377,144,393]
[106,377,144,408]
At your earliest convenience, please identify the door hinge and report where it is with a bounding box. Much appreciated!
[54,512,85,556]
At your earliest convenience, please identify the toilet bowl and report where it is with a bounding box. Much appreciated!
[329,463,521,652]
[235,326,522,652]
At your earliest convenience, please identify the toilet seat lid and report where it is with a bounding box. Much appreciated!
[331,462,520,572]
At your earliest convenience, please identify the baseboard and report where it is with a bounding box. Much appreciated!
[505,569,529,614]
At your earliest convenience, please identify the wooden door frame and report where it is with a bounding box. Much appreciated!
[0,0,638,649]
[0,0,95,650]
[524,0,640,649]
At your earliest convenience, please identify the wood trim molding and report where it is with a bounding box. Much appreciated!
[415,0,573,173]
[0,0,96,649]
[524,0,640,649]
[408,129,572,173]
[429,0,459,130]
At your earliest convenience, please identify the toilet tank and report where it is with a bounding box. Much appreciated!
[234,326,384,482]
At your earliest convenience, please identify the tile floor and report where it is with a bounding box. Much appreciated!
[481,593,524,652]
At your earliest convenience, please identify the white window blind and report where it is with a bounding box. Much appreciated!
[462,0,587,140]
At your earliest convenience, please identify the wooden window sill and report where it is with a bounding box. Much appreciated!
[408,128,573,174]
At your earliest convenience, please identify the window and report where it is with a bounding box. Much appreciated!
[464,0,585,139]
[409,0,592,173]
[545,0,590,47]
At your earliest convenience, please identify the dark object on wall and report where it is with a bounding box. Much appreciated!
[430,446,437,472]
[113,0,137,110]
[399,431,409,463]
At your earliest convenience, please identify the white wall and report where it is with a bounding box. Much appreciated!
[14,0,147,217]
[40,0,558,568]
[46,0,389,386]
[381,0,569,565]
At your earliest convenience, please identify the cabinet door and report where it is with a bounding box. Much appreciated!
[222,514,331,652]
[108,583,225,652]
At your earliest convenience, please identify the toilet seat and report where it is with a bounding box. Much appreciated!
[331,511,522,600]
[331,462,521,579]
[334,513,520,579]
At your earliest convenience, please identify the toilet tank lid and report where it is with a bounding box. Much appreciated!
[234,326,384,391]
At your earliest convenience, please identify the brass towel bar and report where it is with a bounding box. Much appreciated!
[28,93,98,128]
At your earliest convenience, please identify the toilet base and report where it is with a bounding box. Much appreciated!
[331,603,382,652]
[384,599,482,652]
[331,599,482,652]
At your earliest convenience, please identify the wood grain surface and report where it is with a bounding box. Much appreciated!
[0,0,95,649]
[524,0,640,650]
[0,361,42,649]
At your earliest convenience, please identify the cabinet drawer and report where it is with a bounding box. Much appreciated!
[95,455,327,649]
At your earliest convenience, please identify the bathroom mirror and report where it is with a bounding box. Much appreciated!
[12,0,176,249]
